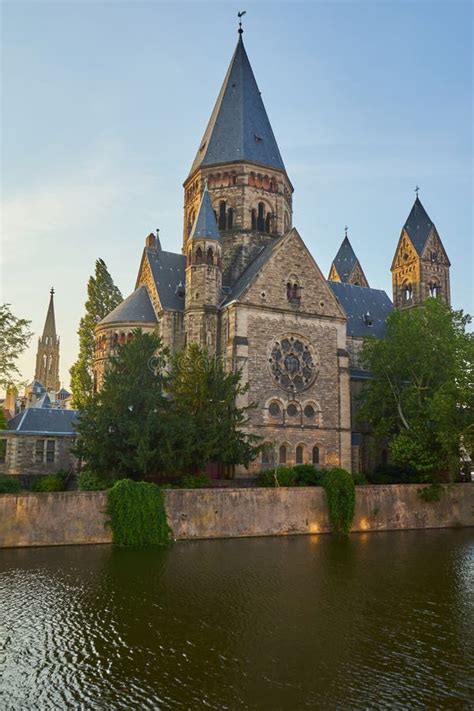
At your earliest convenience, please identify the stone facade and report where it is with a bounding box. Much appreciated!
[1,433,78,476]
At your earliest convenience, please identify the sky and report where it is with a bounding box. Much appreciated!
[1,0,472,391]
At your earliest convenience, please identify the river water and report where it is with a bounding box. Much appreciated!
[0,530,473,710]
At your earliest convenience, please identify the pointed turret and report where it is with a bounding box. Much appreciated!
[328,231,369,287]
[190,182,221,240]
[34,288,60,393]
[189,33,285,177]
[391,192,451,308]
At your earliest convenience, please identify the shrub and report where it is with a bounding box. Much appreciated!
[78,470,113,491]
[31,473,66,492]
[0,475,22,494]
[294,464,327,487]
[352,472,368,486]
[107,478,171,546]
[258,467,297,487]
[323,468,356,536]
[367,463,418,485]
[180,474,212,489]
[418,482,443,502]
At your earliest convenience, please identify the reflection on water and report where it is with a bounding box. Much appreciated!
[0,530,473,710]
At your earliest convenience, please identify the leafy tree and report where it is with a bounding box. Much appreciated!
[165,343,261,474]
[70,259,123,409]
[75,330,168,479]
[0,303,32,390]
[358,298,474,480]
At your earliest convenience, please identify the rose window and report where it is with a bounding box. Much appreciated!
[268,336,318,392]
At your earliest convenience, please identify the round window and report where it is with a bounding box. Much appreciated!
[269,402,281,417]
[268,335,319,393]
[287,403,298,417]
[304,405,316,419]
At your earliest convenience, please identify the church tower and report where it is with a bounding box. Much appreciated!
[34,288,60,392]
[184,181,222,353]
[183,27,293,287]
[328,229,369,287]
[391,193,451,309]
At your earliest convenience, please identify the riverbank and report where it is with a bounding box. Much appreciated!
[0,484,472,548]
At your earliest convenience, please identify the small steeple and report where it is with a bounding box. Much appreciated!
[42,287,57,339]
[402,194,436,256]
[189,180,220,241]
[328,230,369,287]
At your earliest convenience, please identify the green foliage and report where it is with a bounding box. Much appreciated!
[323,468,356,536]
[352,472,368,485]
[75,330,169,480]
[0,303,32,389]
[180,474,212,489]
[106,478,170,546]
[0,475,22,494]
[259,465,328,487]
[367,463,419,485]
[78,470,113,491]
[418,483,444,502]
[31,473,66,492]
[165,344,262,474]
[70,259,123,409]
[359,299,474,480]
[294,464,326,487]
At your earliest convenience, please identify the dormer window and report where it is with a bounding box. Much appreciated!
[363,311,373,327]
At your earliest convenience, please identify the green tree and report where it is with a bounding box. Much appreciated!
[70,259,123,409]
[75,330,168,479]
[359,298,474,480]
[165,343,261,475]
[0,303,32,390]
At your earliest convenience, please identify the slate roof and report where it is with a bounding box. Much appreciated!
[328,282,393,338]
[189,35,286,177]
[330,236,367,284]
[221,234,284,305]
[403,196,436,255]
[190,185,220,240]
[99,285,158,325]
[7,408,79,435]
[145,249,186,312]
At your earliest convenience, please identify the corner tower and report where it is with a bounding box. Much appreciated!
[328,230,369,287]
[183,29,293,287]
[391,194,451,309]
[184,182,222,353]
[34,288,60,392]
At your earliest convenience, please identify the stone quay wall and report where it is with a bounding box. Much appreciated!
[0,484,472,548]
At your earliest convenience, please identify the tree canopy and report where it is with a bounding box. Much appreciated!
[0,303,32,390]
[358,298,474,479]
[70,259,123,409]
[75,335,261,480]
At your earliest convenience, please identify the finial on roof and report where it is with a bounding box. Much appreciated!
[344,226,348,239]
[415,185,420,198]
[237,10,246,35]
[50,286,55,296]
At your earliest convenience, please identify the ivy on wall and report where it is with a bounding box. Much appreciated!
[323,468,356,536]
[107,479,171,546]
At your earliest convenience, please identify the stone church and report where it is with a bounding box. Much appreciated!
[93,30,451,476]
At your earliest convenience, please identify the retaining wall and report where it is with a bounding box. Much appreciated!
[0,484,472,548]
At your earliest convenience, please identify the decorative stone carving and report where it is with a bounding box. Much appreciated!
[268,335,318,393]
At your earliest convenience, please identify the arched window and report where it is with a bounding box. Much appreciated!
[263,175,270,190]
[291,283,299,300]
[219,201,227,229]
[279,444,287,465]
[249,172,256,187]
[207,247,214,265]
[269,401,282,418]
[312,446,320,465]
[296,445,304,464]
[429,282,440,298]
[262,445,271,466]
[265,213,272,233]
[286,282,292,299]
[195,246,203,264]
[113,333,119,345]
[404,282,412,301]
[287,403,299,418]
[227,207,234,229]
[257,202,265,231]
[251,209,257,230]
[231,172,237,186]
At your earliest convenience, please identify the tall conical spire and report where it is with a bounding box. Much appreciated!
[42,287,57,338]
[403,195,436,256]
[190,181,220,241]
[188,33,285,176]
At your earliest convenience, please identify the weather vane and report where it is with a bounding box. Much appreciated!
[415,185,420,198]
[238,10,246,34]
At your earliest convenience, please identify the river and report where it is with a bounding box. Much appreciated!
[1,530,473,709]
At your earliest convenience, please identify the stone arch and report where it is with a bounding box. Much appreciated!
[295,443,307,465]
[403,280,413,302]
[262,175,270,190]
[286,401,300,419]
[428,281,441,298]
[303,400,322,426]
[195,246,203,264]
[206,247,214,265]
[279,442,290,465]
[312,445,320,465]
[267,397,284,420]
[248,171,256,187]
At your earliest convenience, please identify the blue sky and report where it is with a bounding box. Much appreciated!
[2,0,472,389]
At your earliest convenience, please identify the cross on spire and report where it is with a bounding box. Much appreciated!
[344,226,348,239]
[50,286,55,296]
[415,185,420,198]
